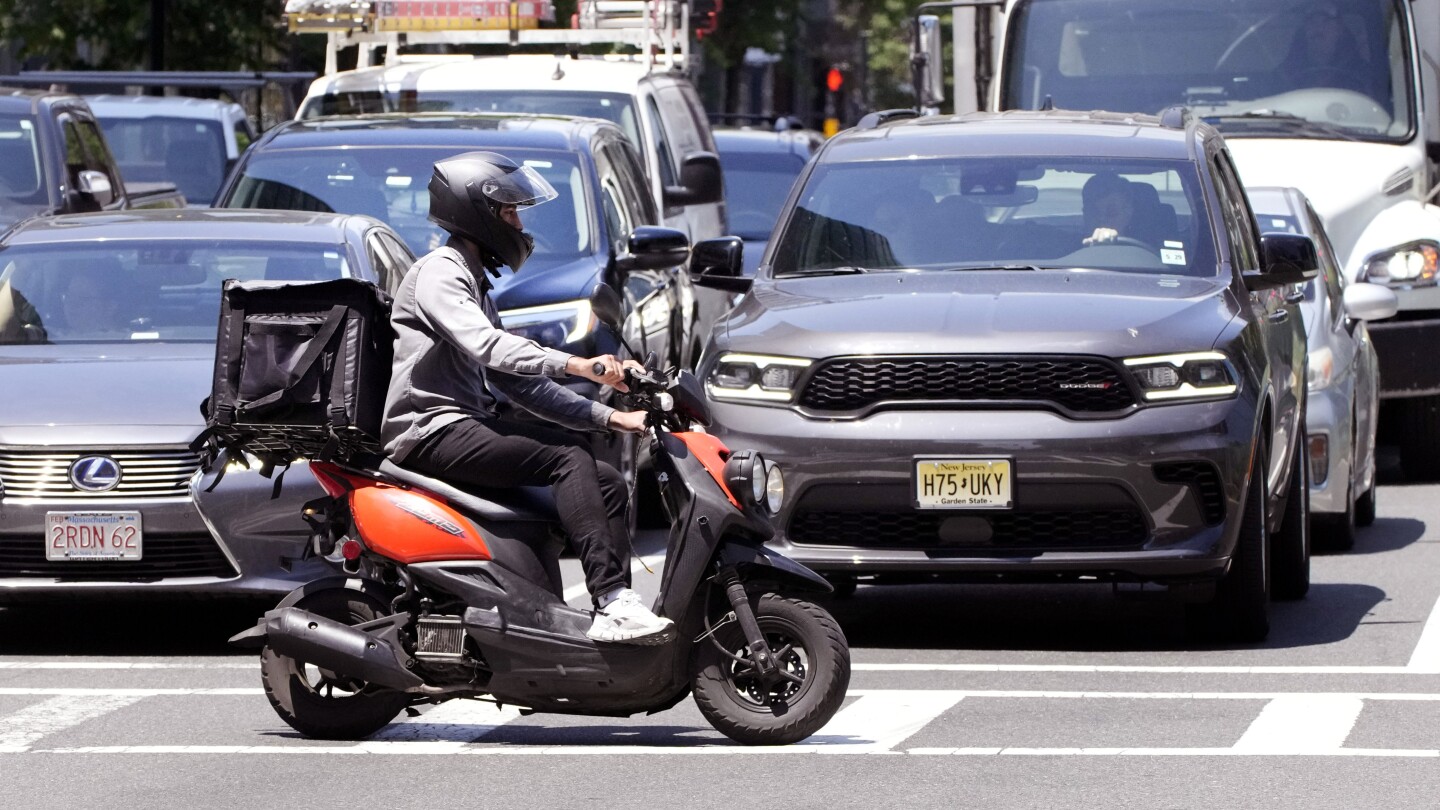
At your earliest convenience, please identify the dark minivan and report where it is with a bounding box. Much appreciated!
[692,109,1316,642]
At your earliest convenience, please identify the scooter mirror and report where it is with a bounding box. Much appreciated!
[589,283,625,332]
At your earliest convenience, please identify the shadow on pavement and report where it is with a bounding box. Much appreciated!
[826,580,1387,654]
[0,598,273,656]
[1325,516,1431,556]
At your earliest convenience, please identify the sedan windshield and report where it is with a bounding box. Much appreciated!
[1004,0,1414,141]
[98,117,229,205]
[0,114,51,228]
[770,156,1216,277]
[225,147,592,259]
[0,240,349,345]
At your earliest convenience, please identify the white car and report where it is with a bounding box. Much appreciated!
[1249,187,1398,549]
[87,94,255,206]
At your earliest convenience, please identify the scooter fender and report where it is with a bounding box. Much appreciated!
[717,540,834,595]
[227,576,393,648]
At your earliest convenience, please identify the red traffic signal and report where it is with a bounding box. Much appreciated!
[826,67,844,93]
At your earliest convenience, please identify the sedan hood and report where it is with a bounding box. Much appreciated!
[722,270,1238,359]
[0,343,213,445]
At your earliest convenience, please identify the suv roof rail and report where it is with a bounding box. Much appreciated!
[1159,105,1191,130]
[856,109,921,130]
[287,0,695,76]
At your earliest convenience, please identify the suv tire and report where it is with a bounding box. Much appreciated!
[1187,446,1270,642]
[1271,436,1311,599]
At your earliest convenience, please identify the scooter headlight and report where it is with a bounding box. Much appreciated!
[723,450,771,511]
[764,462,785,514]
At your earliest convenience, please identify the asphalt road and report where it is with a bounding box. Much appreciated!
[4,453,1440,808]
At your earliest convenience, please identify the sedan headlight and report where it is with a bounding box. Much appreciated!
[1362,242,1439,287]
[498,299,594,349]
[707,353,813,403]
[1124,351,1238,402]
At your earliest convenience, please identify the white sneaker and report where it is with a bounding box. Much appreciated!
[587,588,675,645]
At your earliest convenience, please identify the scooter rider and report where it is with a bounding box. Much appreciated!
[381,151,675,644]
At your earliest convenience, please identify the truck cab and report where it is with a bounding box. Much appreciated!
[922,0,1440,476]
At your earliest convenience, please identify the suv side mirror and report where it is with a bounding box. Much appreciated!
[616,226,690,271]
[588,283,625,332]
[690,237,749,292]
[663,151,723,208]
[77,169,115,206]
[1342,281,1398,321]
[1245,232,1320,289]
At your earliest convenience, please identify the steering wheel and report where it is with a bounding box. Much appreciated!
[1289,64,1361,92]
[1107,236,1158,252]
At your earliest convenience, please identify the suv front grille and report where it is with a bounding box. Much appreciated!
[0,449,202,500]
[797,356,1136,415]
[0,533,236,580]
[789,508,1148,551]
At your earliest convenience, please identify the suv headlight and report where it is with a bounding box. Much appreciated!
[1362,242,1439,287]
[707,353,813,403]
[1124,351,1238,403]
[498,299,594,349]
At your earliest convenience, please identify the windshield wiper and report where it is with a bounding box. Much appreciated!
[939,264,1048,272]
[1205,111,1360,142]
[780,266,872,277]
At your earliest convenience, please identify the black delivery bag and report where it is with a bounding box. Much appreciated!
[199,278,394,464]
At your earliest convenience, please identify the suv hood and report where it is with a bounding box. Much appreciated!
[0,343,212,445]
[722,270,1237,359]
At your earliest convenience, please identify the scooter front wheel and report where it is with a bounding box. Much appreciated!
[259,588,409,740]
[692,594,850,746]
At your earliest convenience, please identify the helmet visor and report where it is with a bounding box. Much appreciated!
[479,163,559,208]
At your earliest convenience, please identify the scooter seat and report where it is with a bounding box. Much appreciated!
[377,459,559,523]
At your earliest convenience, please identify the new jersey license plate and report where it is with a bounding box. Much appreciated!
[914,459,1013,509]
[45,512,143,561]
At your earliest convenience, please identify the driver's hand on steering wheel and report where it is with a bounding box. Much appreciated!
[567,354,646,392]
[1082,227,1120,246]
[608,410,647,434]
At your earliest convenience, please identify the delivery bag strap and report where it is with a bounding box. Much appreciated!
[239,305,347,415]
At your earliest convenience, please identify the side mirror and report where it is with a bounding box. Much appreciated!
[690,237,750,293]
[77,169,115,205]
[912,14,945,109]
[616,226,689,271]
[588,282,625,333]
[1245,232,1320,290]
[1342,281,1399,321]
[663,151,723,208]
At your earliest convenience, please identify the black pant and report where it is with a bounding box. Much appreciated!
[405,417,630,602]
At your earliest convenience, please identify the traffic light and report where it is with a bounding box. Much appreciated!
[824,65,845,137]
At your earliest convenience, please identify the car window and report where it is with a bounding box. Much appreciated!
[1209,153,1261,272]
[644,95,678,191]
[0,114,48,226]
[657,84,704,158]
[609,139,657,224]
[224,146,592,262]
[75,119,121,190]
[365,232,399,289]
[97,117,228,205]
[593,145,632,249]
[770,155,1216,277]
[0,240,349,345]
[377,231,415,291]
[718,148,807,239]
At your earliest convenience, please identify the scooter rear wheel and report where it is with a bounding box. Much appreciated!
[692,594,850,746]
[260,588,409,740]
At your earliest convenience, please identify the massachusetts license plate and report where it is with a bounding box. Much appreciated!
[45,512,143,561]
[914,459,1013,509]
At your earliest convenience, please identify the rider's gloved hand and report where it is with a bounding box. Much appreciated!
[567,355,645,392]
[608,410,647,434]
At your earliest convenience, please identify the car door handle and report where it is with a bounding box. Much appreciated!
[1284,289,1305,304]
[1268,309,1289,324]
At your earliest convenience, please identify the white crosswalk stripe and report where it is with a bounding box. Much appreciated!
[0,694,146,753]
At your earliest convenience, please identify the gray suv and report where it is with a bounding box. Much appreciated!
[690,109,1317,642]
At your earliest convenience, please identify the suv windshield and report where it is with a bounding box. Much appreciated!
[301,90,641,147]
[1004,0,1414,142]
[98,117,228,205]
[719,150,808,240]
[0,114,50,227]
[770,156,1216,277]
[224,147,592,259]
[0,240,349,345]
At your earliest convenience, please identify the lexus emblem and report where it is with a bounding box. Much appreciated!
[69,456,121,493]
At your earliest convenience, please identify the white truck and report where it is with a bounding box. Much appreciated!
[914,0,1440,477]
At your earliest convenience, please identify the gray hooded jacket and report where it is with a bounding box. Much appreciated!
[381,239,616,461]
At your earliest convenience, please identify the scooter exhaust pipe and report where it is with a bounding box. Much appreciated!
[261,608,426,692]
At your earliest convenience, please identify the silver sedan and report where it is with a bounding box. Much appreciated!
[1249,187,1397,550]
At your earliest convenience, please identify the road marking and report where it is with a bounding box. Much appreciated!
[0,694,145,753]
[364,700,523,752]
[1232,696,1364,754]
[1408,595,1440,673]
[0,662,254,670]
[903,748,1440,758]
[803,690,965,752]
[851,663,1422,675]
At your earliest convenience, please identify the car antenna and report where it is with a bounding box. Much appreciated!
[552,53,566,81]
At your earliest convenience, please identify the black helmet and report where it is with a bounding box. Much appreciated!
[428,151,558,274]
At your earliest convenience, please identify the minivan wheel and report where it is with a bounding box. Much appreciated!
[1271,437,1310,600]
[1187,448,1270,642]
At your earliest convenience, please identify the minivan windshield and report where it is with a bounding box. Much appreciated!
[224,147,592,258]
[0,240,349,345]
[1004,0,1414,142]
[770,157,1216,278]
[0,114,50,228]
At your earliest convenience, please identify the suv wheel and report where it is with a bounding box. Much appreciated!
[1187,445,1270,642]
[1271,435,1311,599]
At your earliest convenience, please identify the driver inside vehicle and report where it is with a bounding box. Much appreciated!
[1081,172,1138,247]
